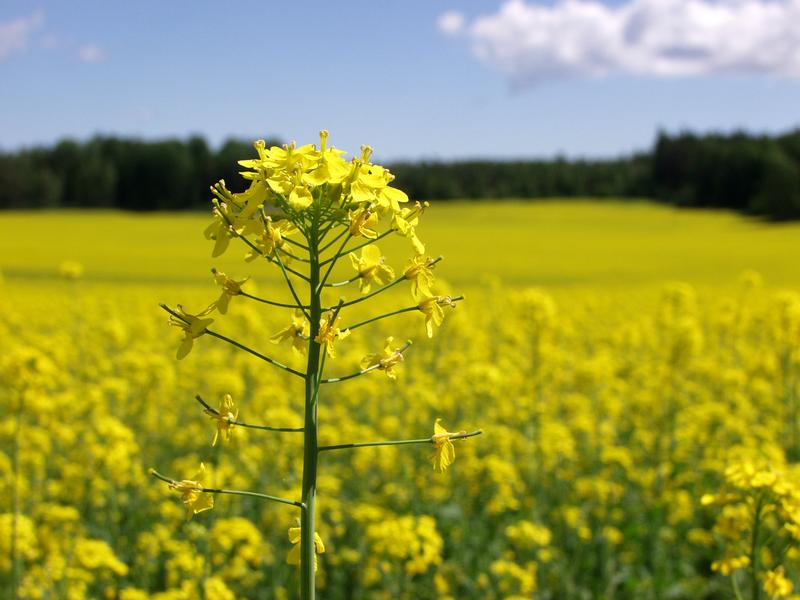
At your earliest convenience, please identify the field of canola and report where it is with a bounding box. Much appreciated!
[2,201,800,599]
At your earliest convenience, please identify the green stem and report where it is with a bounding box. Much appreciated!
[160,304,307,378]
[195,395,303,432]
[300,224,323,600]
[239,290,310,310]
[346,294,464,332]
[149,470,303,508]
[204,330,306,378]
[732,570,745,600]
[751,494,764,600]
[319,429,483,453]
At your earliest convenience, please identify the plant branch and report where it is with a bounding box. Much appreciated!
[240,290,310,310]
[149,469,303,508]
[320,341,412,384]
[195,395,303,432]
[318,429,482,453]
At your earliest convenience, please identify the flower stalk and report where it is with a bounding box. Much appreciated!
[155,132,480,600]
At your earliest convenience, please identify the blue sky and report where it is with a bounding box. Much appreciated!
[2,0,800,161]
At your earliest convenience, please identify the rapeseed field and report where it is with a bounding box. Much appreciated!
[2,200,800,599]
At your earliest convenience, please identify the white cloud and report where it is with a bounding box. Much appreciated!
[0,10,44,62]
[441,0,800,86]
[78,44,106,63]
[437,10,466,35]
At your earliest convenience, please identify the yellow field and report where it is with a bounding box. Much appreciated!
[2,201,800,599]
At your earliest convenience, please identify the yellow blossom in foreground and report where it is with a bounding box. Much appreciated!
[206,394,238,446]
[287,527,325,572]
[349,244,394,294]
[360,336,404,380]
[315,312,350,358]
[211,270,249,314]
[168,305,214,360]
[169,463,214,519]
[404,255,437,300]
[348,206,379,239]
[764,567,794,598]
[431,418,465,473]
[417,295,456,338]
[271,309,310,354]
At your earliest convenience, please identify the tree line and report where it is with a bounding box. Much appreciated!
[2,129,800,219]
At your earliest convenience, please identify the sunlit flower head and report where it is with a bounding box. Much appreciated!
[169,463,214,519]
[417,295,456,338]
[206,394,238,446]
[211,269,249,314]
[271,309,310,354]
[315,312,350,358]
[361,336,405,380]
[168,304,214,360]
[431,418,466,473]
[349,245,395,294]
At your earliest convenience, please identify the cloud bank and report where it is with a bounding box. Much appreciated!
[0,10,44,62]
[439,0,800,86]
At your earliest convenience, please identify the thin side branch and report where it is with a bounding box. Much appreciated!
[149,469,303,508]
[195,395,303,432]
[320,341,412,384]
[240,290,310,310]
[318,429,483,453]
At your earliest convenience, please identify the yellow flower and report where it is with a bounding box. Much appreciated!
[417,295,456,338]
[361,336,404,380]
[211,270,249,314]
[349,245,395,293]
[348,206,379,239]
[168,305,214,360]
[431,418,465,473]
[393,201,427,255]
[206,394,238,446]
[315,312,350,358]
[287,527,325,572]
[404,256,437,300]
[348,146,408,212]
[271,309,310,354]
[764,567,793,598]
[169,463,214,519]
[302,130,350,186]
[247,216,294,260]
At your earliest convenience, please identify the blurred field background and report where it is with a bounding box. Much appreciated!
[2,201,800,599]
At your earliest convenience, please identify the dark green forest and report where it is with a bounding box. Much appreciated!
[2,129,800,219]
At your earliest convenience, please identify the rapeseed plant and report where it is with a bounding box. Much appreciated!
[151,132,481,598]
